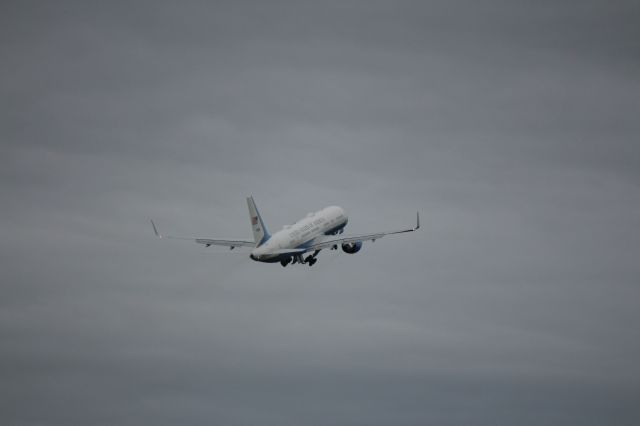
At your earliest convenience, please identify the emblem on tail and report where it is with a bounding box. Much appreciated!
[247,196,270,246]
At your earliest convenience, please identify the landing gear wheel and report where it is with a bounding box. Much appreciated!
[308,258,317,266]
[280,257,292,267]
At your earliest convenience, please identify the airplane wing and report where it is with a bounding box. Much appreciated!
[150,220,255,249]
[307,212,420,251]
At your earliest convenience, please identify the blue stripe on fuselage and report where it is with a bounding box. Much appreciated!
[253,219,348,263]
[294,219,348,249]
[323,220,348,236]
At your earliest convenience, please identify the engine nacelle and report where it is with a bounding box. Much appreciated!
[341,241,363,254]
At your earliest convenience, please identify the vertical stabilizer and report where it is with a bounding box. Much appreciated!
[246,196,270,246]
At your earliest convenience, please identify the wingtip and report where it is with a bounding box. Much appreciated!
[415,211,420,230]
[150,219,161,238]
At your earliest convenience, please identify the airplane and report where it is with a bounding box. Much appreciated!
[151,196,419,267]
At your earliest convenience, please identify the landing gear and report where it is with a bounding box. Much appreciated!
[304,250,320,266]
[283,250,321,267]
[280,258,291,267]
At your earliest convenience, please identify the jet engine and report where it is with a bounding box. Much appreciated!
[341,241,363,254]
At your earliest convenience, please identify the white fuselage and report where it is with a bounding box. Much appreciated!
[250,206,347,261]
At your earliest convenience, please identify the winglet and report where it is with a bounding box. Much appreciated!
[415,211,420,230]
[150,219,162,238]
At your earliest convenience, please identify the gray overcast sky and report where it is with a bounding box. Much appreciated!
[2,1,640,425]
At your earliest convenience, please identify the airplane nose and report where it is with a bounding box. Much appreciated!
[249,253,258,261]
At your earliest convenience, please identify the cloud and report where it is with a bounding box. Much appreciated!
[1,1,639,424]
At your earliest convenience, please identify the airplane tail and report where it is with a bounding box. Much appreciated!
[246,196,270,246]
